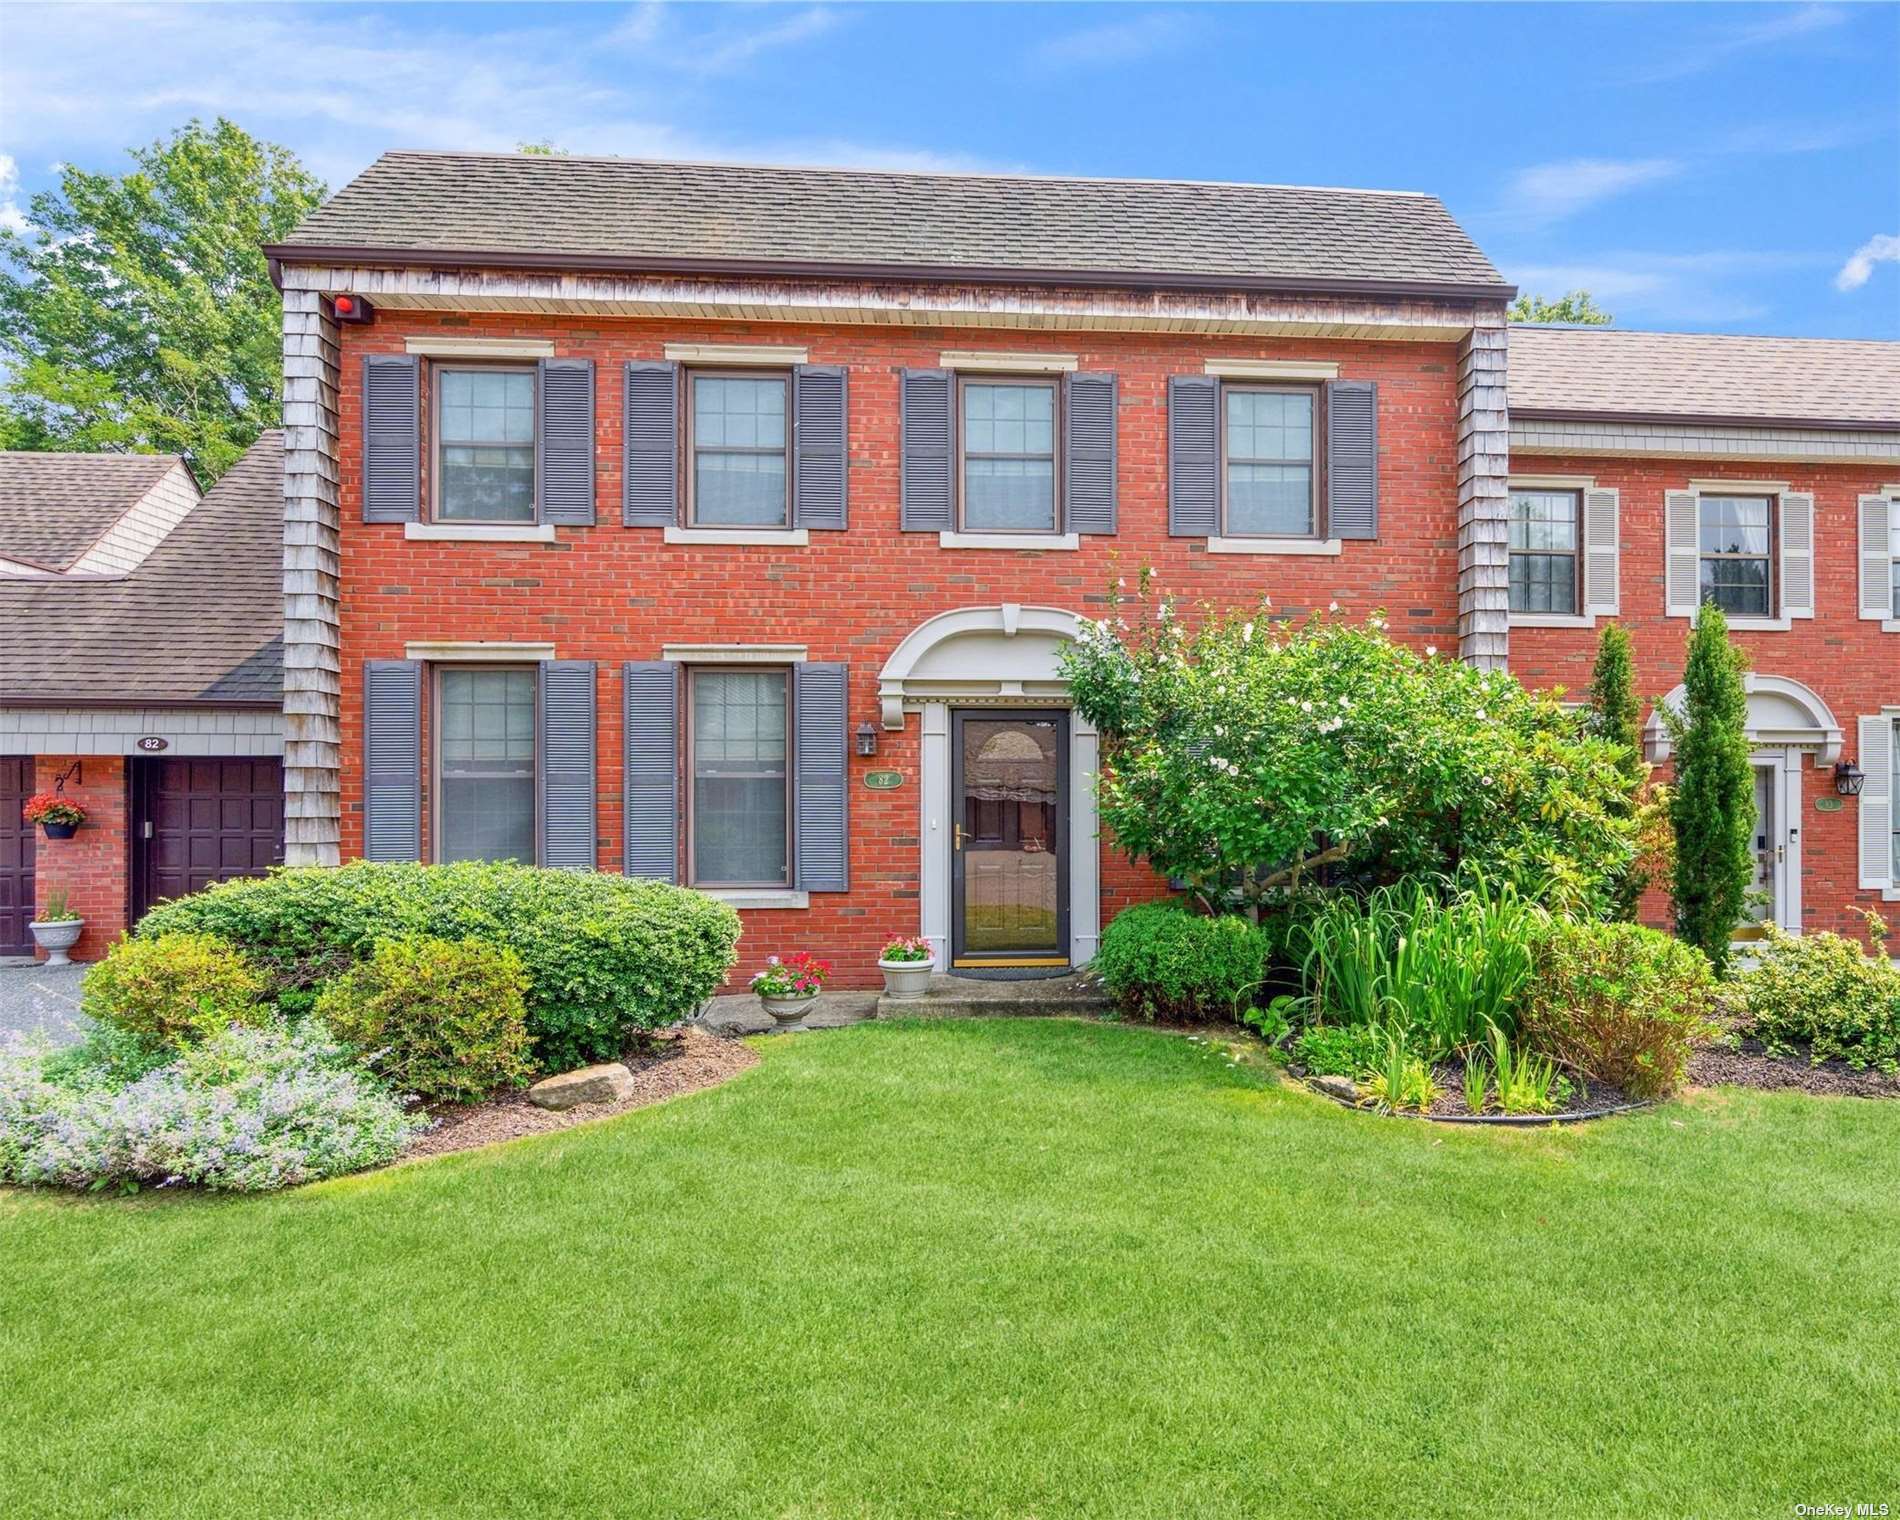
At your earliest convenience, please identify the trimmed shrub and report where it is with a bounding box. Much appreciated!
[1737,926,1900,1073]
[1095,903,1269,1021]
[1519,920,1717,1098]
[81,932,266,1048]
[0,1023,424,1192]
[316,936,533,1103]
[136,862,743,1069]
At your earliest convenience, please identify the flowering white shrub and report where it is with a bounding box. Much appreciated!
[0,1023,426,1193]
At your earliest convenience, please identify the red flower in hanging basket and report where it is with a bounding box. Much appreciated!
[22,793,86,828]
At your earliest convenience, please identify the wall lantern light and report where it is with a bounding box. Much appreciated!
[855,722,878,758]
[1834,761,1866,797]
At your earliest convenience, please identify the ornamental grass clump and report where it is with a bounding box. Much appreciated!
[0,1023,424,1193]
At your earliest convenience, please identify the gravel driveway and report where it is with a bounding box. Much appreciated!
[0,963,90,1048]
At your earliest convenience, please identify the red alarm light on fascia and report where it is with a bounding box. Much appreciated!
[328,293,375,324]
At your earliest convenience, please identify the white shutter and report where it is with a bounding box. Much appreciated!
[1859,714,1895,891]
[1665,490,1701,617]
[1582,487,1620,616]
[1861,495,1896,621]
[1779,492,1815,619]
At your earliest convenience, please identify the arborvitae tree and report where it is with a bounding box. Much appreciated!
[1588,622,1654,920]
[1665,607,1754,972]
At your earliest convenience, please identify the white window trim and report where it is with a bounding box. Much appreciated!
[662,643,809,665]
[1881,707,1900,903]
[1506,475,1594,627]
[404,336,555,359]
[406,640,556,663]
[665,342,809,366]
[1203,358,1339,381]
[664,525,809,547]
[1688,477,1791,494]
[1206,536,1342,557]
[939,530,1080,552]
[1725,616,1795,632]
[1509,613,1595,629]
[1673,487,1790,626]
[701,888,810,910]
[405,522,556,544]
[940,350,1077,374]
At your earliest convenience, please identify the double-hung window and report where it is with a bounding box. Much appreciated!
[435,368,537,522]
[960,376,1058,533]
[1891,506,1900,619]
[1221,385,1319,538]
[688,372,790,527]
[1508,489,1582,614]
[689,668,790,887]
[436,667,536,863]
[1699,494,1775,617]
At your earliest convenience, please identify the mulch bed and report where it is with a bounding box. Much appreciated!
[1293,1062,1647,1124]
[396,1026,760,1164]
[1689,1039,1900,1100]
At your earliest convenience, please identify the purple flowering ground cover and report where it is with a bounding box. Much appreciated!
[3,1016,1898,1518]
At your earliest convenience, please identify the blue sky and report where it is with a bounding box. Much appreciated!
[3,1,1896,337]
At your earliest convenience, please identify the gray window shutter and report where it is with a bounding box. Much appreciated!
[537,661,597,869]
[363,355,420,523]
[1326,380,1378,541]
[793,365,848,530]
[1665,491,1701,617]
[537,359,596,526]
[1780,492,1816,618]
[1064,372,1117,535]
[623,661,680,882]
[623,361,679,528]
[900,369,953,532]
[793,662,849,892]
[1861,495,1897,621]
[1167,375,1218,537]
[363,659,421,862]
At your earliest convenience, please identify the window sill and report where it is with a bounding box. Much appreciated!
[938,531,1080,551]
[699,888,809,910]
[663,526,809,547]
[1726,616,1794,632]
[1509,614,1596,629]
[404,522,556,544]
[1880,619,1900,634]
[1206,536,1342,557]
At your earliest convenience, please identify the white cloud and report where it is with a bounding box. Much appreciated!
[1507,250,1830,325]
[1030,12,1193,72]
[0,3,991,197]
[1835,233,1900,292]
[0,151,27,236]
[1630,3,1848,84]
[1499,157,1682,226]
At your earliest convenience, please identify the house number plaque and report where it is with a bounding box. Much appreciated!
[137,736,169,752]
[862,770,904,791]
[1813,796,1843,813]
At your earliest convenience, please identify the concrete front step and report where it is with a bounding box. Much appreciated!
[698,970,1109,1035]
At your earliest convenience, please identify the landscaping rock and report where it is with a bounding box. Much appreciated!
[528,1063,635,1111]
[1311,1075,1359,1102]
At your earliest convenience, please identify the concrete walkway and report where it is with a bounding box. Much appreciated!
[699,970,1110,1035]
[0,962,91,1047]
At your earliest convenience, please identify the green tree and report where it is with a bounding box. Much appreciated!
[1059,585,1643,919]
[1588,622,1661,921]
[1508,290,1613,325]
[1665,607,1755,972]
[0,118,325,480]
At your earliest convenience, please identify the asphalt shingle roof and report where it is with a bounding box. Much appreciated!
[1509,327,1900,429]
[0,452,185,572]
[0,434,283,705]
[274,151,1511,295]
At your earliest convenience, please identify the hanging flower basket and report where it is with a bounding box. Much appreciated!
[22,792,86,839]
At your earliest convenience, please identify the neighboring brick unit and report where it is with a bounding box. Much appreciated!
[30,755,129,960]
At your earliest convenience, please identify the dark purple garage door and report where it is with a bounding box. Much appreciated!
[134,758,285,921]
[1,757,34,956]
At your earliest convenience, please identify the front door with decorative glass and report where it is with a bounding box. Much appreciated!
[950,711,1068,967]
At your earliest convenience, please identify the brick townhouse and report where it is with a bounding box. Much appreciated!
[6,152,1895,971]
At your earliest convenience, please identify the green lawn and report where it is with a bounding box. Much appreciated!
[5,1018,1897,1518]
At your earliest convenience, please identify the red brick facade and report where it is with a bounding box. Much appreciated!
[336,312,1472,984]
[1509,455,1898,945]
[29,755,128,962]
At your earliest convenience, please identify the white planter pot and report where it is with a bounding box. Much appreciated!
[878,959,933,1000]
[29,918,84,966]
[759,993,817,1026]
